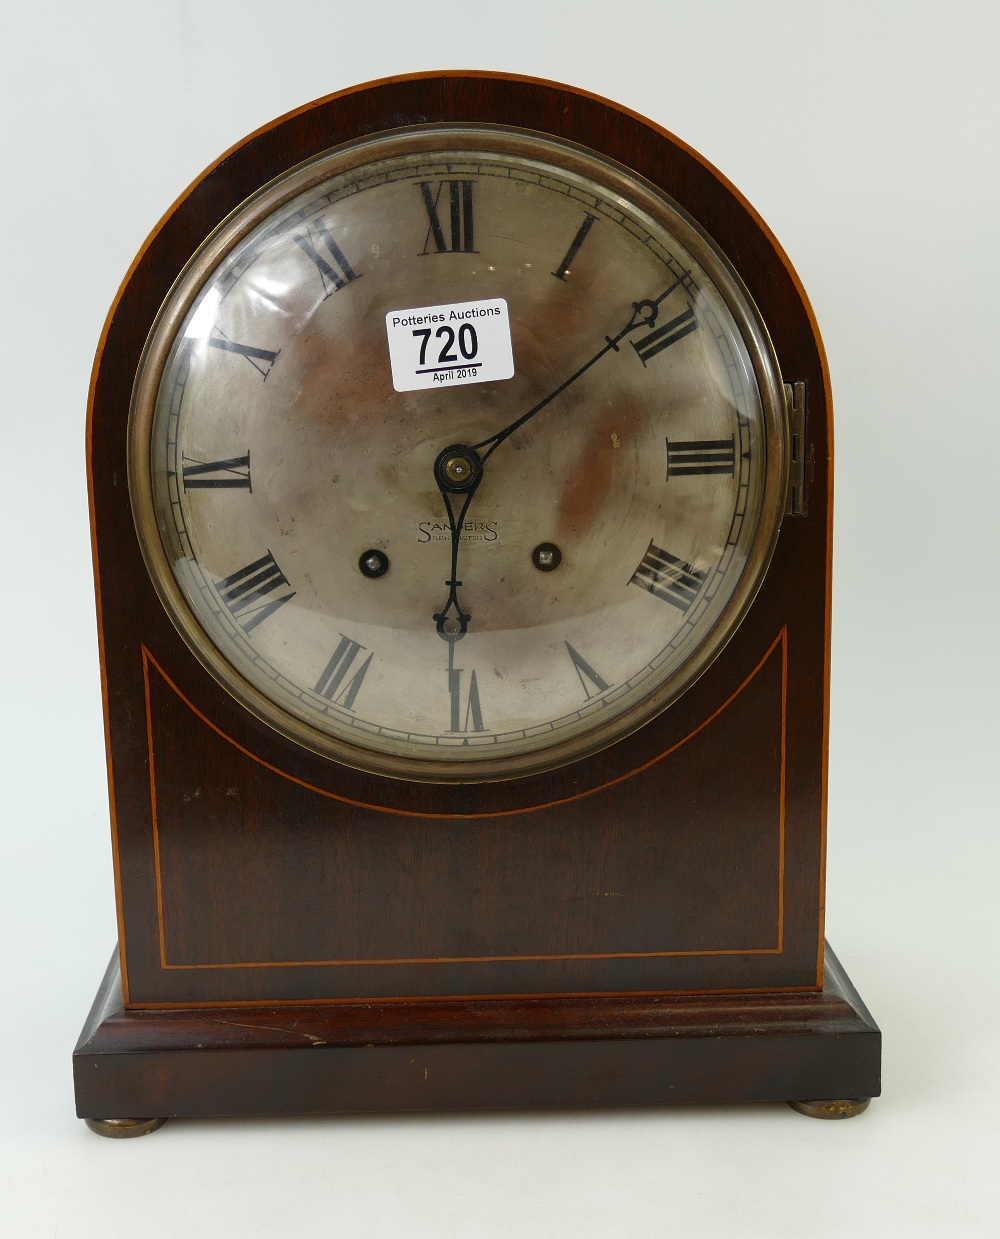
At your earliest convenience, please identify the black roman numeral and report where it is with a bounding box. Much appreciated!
[629,543,706,613]
[565,642,610,698]
[216,551,295,632]
[314,635,372,710]
[448,667,485,732]
[666,437,736,478]
[419,181,476,254]
[207,329,279,378]
[182,453,252,491]
[631,307,698,366]
[552,213,597,280]
[294,220,361,296]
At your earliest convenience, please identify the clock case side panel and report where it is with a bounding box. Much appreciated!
[86,72,833,1006]
[132,631,791,1004]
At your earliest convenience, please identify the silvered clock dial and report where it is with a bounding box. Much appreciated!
[129,125,788,781]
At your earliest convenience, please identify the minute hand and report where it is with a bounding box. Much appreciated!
[431,278,687,642]
[471,277,687,461]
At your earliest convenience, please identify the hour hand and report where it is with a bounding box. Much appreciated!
[432,444,483,641]
[433,588,471,640]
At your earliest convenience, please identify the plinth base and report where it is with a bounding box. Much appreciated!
[74,944,879,1131]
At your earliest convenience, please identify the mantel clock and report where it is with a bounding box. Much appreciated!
[75,72,880,1135]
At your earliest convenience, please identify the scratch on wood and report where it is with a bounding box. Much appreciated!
[207,1018,326,1046]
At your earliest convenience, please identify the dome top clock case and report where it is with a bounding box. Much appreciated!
[76,72,880,1135]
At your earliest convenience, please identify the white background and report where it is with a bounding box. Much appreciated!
[2,2,998,1235]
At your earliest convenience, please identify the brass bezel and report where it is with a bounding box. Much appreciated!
[129,124,789,783]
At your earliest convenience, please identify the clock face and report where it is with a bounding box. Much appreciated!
[130,126,787,781]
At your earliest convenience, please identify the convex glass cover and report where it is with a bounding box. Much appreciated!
[130,126,788,781]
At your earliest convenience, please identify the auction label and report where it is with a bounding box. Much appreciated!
[385,297,514,392]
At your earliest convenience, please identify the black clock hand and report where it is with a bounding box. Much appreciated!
[471,275,687,461]
[432,463,479,641]
[432,277,688,642]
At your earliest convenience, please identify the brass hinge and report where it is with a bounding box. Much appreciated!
[784,380,808,516]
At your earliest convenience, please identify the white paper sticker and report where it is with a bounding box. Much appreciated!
[385,297,514,392]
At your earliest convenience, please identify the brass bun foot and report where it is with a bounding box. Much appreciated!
[84,1117,166,1138]
[788,1097,871,1120]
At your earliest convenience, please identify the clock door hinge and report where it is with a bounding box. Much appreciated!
[784,380,808,516]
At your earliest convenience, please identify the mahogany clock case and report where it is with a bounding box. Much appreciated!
[78,72,879,1120]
